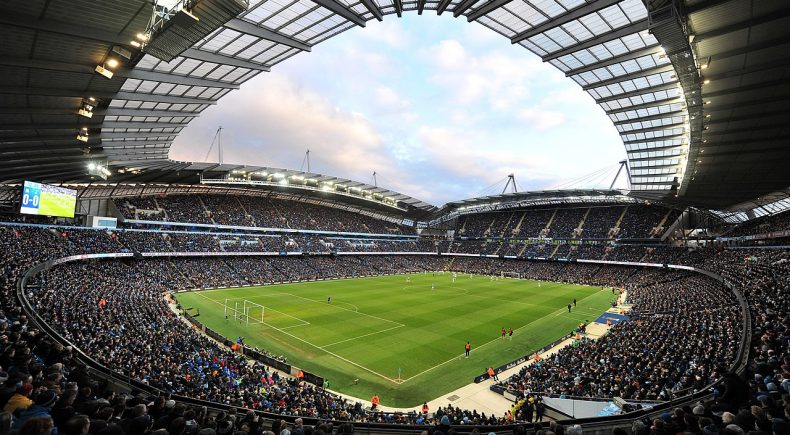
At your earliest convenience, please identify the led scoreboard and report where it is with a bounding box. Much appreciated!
[20,181,77,218]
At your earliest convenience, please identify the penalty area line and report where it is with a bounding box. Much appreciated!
[321,324,405,348]
[190,292,402,384]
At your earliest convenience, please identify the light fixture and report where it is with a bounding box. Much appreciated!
[87,163,97,170]
[703,79,710,84]
[106,58,119,68]
[130,40,141,48]
[136,33,149,41]
[78,99,95,118]
[95,64,114,79]
[700,64,708,69]
[705,101,711,104]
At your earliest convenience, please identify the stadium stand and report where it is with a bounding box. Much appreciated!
[118,196,412,235]
[0,200,787,433]
[2,0,790,431]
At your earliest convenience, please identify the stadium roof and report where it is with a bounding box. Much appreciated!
[436,188,641,214]
[1,0,788,213]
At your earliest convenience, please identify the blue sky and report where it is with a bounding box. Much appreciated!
[170,14,625,205]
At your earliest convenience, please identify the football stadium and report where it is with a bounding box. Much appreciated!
[0,0,788,434]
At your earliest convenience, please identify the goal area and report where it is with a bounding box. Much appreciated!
[224,299,265,326]
[500,272,523,279]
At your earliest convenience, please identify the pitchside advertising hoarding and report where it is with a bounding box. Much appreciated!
[20,181,77,218]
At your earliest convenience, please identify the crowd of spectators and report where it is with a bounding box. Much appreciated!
[0,213,787,434]
[499,271,741,400]
[453,204,681,241]
[726,209,790,237]
[546,208,587,239]
[116,196,410,235]
[617,206,680,240]
[580,207,622,239]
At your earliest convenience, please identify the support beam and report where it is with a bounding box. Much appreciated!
[596,81,679,104]
[623,133,685,144]
[181,49,271,71]
[224,18,313,51]
[114,92,217,105]
[612,110,685,126]
[0,108,81,115]
[103,108,201,118]
[95,139,175,147]
[707,34,790,63]
[626,142,685,152]
[542,19,649,62]
[565,44,661,77]
[692,6,790,43]
[0,57,239,90]
[702,79,787,98]
[453,0,478,17]
[0,57,93,75]
[0,11,133,47]
[467,0,514,22]
[359,0,384,20]
[704,108,790,125]
[116,69,240,89]
[98,132,177,140]
[394,0,403,17]
[605,96,682,115]
[437,0,454,15]
[511,0,623,44]
[627,153,684,163]
[699,58,790,82]
[582,64,675,91]
[0,86,217,105]
[619,121,685,136]
[705,96,790,113]
[417,0,428,14]
[311,0,366,27]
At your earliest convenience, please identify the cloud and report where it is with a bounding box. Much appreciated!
[373,86,411,112]
[517,108,566,130]
[416,126,556,189]
[422,39,559,109]
[171,74,389,179]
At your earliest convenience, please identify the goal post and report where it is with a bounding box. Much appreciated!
[223,299,265,326]
[243,300,265,325]
[500,271,522,279]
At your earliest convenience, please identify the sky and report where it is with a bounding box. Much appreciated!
[169,14,626,206]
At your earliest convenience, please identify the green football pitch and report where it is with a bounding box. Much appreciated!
[175,273,613,407]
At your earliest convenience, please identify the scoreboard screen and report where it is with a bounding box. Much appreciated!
[20,181,77,218]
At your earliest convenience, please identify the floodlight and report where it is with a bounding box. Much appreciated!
[106,58,119,68]
[95,64,114,79]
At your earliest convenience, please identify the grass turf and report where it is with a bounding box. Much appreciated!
[174,273,613,408]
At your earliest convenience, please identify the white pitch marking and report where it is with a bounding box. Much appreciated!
[190,292,401,384]
[398,290,607,383]
[321,324,406,348]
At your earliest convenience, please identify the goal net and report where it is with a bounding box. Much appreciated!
[500,272,522,279]
[224,299,265,326]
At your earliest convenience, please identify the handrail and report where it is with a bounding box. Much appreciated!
[15,251,750,432]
